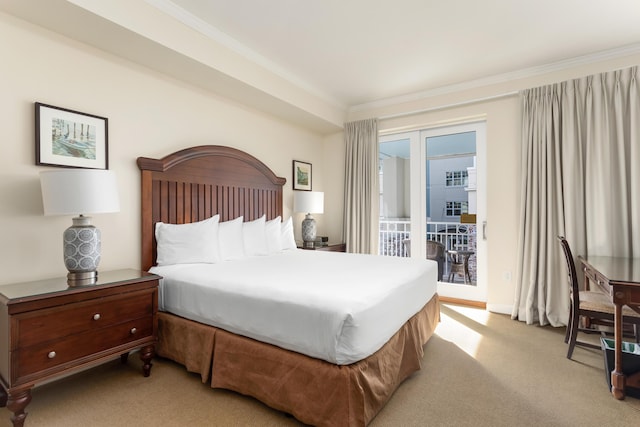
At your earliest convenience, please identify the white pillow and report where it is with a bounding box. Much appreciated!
[265,216,283,254]
[280,217,298,251]
[218,216,245,260]
[155,215,220,266]
[243,215,268,257]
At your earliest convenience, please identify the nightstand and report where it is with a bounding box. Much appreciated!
[298,243,346,252]
[0,269,159,427]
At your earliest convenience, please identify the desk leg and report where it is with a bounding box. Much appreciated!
[611,301,626,399]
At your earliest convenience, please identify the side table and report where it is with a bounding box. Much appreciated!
[0,269,159,427]
[447,249,474,283]
[298,243,346,252]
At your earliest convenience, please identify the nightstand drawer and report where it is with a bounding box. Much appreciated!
[15,289,155,349]
[15,316,154,379]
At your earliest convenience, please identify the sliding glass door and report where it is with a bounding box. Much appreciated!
[379,122,486,302]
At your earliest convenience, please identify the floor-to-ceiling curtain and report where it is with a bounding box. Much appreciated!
[343,118,379,254]
[513,66,639,326]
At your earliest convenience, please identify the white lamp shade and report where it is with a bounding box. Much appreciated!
[40,169,120,216]
[293,191,324,214]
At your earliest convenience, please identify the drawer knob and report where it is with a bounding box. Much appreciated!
[130,327,137,335]
[48,351,56,359]
[93,313,101,321]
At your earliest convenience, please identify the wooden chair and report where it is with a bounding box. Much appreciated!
[557,236,640,359]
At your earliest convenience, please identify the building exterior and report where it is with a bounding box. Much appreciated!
[426,156,475,222]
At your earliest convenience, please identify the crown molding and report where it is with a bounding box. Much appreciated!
[145,0,345,109]
[349,43,640,113]
[145,1,640,116]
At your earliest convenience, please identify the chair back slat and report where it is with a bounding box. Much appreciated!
[558,236,579,300]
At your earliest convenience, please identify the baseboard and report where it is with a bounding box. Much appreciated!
[439,296,486,309]
[438,298,513,314]
[486,303,513,315]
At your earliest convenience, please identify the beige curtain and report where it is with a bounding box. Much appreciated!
[513,66,640,326]
[343,118,379,254]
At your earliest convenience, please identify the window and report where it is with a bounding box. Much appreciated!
[445,201,468,217]
[445,170,468,187]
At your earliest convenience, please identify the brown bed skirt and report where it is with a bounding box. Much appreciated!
[156,293,440,427]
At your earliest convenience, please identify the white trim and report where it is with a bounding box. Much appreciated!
[378,92,518,121]
[380,114,488,136]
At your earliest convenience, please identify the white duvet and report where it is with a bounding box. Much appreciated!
[150,249,437,365]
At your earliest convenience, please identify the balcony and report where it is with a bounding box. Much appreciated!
[379,219,477,284]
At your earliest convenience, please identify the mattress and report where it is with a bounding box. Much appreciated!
[150,250,437,364]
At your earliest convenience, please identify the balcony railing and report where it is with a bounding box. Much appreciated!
[379,218,477,283]
[379,218,410,257]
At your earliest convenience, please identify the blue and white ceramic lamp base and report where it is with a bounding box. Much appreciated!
[63,215,101,286]
[301,214,317,248]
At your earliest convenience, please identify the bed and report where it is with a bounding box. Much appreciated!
[137,145,440,426]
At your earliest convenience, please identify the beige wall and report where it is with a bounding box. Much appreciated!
[0,12,339,285]
[344,54,640,313]
[320,131,346,242]
[3,8,640,314]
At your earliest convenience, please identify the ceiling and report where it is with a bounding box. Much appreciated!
[165,0,640,108]
[2,0,640,133]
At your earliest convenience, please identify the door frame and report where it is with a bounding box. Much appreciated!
[421,122,487,302]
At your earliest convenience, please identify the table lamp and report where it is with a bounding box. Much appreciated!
[293,191,324,248]
[40,169,120,286]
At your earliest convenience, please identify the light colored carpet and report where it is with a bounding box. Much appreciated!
[2,303,639,426]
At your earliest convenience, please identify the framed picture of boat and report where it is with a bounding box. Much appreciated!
[35,102,108,169]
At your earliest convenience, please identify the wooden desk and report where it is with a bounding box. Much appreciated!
[579,256,640,399]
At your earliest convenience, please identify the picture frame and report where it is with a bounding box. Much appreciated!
[292,160,312,191]
[35,102,109,169]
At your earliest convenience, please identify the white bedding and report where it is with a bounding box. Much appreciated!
[150,250,437,365]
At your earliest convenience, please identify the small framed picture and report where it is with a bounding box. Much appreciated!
[35,102,109,169]
[292,160,312,191]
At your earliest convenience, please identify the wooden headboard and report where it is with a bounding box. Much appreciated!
[137,145,286,271]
